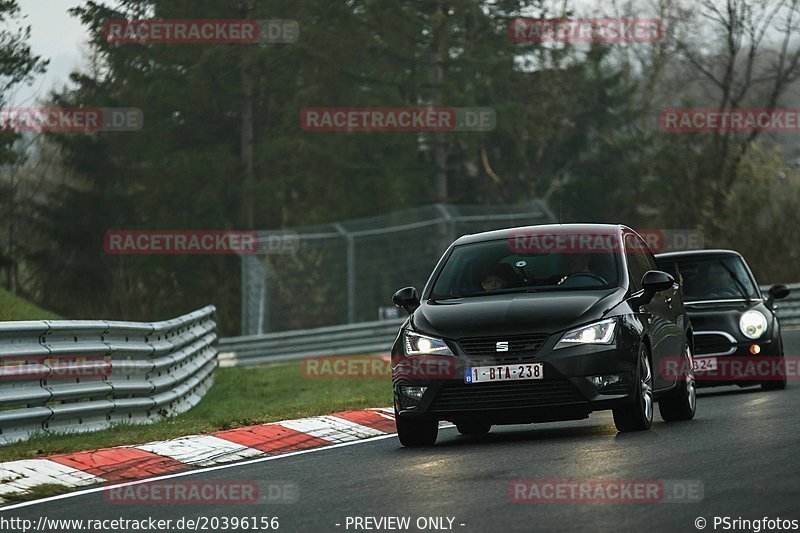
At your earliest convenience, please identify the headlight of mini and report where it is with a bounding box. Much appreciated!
[555,318,617,350]
[739,310,767,339]
[403,330,454,356]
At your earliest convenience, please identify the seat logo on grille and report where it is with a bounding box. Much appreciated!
[496,341,509,352]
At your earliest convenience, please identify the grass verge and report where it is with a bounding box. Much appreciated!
[0,288,60,321]
[0,483,84,503]
[0,360,393,462]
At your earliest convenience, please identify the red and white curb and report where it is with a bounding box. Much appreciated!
[0,407,397,504]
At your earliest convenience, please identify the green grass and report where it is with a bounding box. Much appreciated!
[0,360,393,462]
[0,288,60,321]
[0,483,84,503]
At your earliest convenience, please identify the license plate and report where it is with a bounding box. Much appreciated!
[465,363,543,384]
[693,357,717,371]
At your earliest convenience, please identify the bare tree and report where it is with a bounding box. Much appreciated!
[675,0,800,214]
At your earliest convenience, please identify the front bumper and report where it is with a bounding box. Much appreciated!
[692,333,782,387]
[392,333,641,424]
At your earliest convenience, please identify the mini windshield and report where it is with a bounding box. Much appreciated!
[659,256,759,301]
[429,237,621,299]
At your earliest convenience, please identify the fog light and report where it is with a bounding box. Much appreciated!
[750,344,761,355]
[588,374,623,389]
[401,386,427,400]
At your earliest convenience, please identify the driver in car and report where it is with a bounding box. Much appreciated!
[557,252,614,287]
[699,263,732,298]
[558,253,591,285]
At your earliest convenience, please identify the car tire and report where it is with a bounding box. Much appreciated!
[613,345,654,432]
[456,423,491,436]
[659,341,697,422]
[396,411,438,447]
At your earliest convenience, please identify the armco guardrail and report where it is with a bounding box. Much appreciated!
[0,306,217,445]
[218,319,404,367]
[220,284,800,367]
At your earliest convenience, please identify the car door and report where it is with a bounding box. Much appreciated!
[625,233,679,389]
[641,241,685,365]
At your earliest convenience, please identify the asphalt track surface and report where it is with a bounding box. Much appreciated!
[4,330,800,533]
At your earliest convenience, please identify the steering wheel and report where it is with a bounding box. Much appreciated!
[560,272,608,285]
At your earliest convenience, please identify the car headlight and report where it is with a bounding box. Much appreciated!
[739,310,767,339]
[555,318,617,350]
[403,330,454,356]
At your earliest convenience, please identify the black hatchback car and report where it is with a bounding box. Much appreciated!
[655,249,790,390]
[390,224,696,447]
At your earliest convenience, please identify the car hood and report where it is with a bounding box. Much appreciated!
[412,288,625,339]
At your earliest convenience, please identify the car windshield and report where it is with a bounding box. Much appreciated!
[659,256,759,302]
[429,236,620,299]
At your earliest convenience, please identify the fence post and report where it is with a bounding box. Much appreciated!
[260,259,269,334]
[435,203,456,243]
[334,223,356,324]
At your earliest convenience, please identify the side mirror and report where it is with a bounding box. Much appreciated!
[642,270,675,293]
[769,284,790,300]
[766,284,790,307]
[635,270,675,306]
[393,287,420,315]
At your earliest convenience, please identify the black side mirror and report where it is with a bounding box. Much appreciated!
[766,284,790,307]
[635,270,675,306]
[769,284,790,300]
[393,287,420,315]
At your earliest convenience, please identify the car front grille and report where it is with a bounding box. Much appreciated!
[694,334,735,356]
[427,378,584,413]
[457,334,549,364]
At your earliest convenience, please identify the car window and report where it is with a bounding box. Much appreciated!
[672,256,759,301]
[429,236,621,299]
[624,234,651,292]
[639,236,659,270]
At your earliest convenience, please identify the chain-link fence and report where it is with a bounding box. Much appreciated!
[240,201,556,335]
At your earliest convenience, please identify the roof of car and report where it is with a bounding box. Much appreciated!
[654,249,743,260]
[452,223,628,245]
